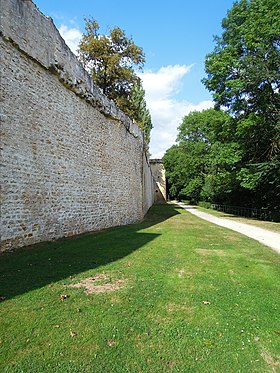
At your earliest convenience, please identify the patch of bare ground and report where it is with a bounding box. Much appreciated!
[177,269,185,278]
[196,248,227,256]
[69,274,125,294]
[175,268,194,278]
[261,348,280,372]
[166,302,192,314]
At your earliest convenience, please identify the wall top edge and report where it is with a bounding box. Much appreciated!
[0,0,143,140]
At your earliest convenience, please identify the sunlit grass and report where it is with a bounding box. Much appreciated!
[0,204,279,372]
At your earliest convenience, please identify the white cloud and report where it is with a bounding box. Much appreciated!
[140,65,193,102]
[58,24,83,55]
[138,65,214,158]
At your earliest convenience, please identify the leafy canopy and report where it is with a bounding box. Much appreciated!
[163,109,240,204]
[203,0,280,119]
[78,18,152,144]
[200,0,279,214]
[127,80,153,145]
[164,1,280,216]
[79,18,145,98]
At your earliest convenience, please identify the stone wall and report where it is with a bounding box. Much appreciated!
[0,0,155,251]
[150,160,167,203]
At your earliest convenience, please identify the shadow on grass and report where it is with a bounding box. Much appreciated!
[0,203,180,301]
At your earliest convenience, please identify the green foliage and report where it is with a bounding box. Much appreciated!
[165,0,279,212]
[163,109,240,203]
[126,80,153,145]
[79,18,145,97]
[202,0,280,211]
[203,0,280,118]
[78,18,152,143]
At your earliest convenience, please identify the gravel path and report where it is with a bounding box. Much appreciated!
[174,202,280,254]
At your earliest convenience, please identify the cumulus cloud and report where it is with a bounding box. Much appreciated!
[138,65,214,158]
[58,24,83,54]
[140,65,193,101]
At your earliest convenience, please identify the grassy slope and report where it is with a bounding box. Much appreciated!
[0,204,279,372]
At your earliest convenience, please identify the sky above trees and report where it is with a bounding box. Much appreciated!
[33,0,235,158]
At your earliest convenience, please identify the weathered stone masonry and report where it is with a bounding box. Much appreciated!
[150,159,167,203]
[0,0,161,251]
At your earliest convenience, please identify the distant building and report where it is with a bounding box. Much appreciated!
[150,159,167,203]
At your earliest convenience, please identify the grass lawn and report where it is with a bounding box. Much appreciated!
[0,204,279,372]
[196,206,280,233]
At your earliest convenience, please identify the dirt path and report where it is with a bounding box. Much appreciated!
[174,202,280,254]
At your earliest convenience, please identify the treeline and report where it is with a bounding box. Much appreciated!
[163,0,280,220]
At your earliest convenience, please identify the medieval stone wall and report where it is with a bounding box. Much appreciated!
[150,159,167,203]
[0,0,155,251]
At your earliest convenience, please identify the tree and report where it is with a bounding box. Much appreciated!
[203,0,280,118]
[127,81,153,145]
[78,18,147,122]
[202,0,280,214]
[163,144,191,200]
[163,109,240,203]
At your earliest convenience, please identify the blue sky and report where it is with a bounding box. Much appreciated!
[33,0,235,158]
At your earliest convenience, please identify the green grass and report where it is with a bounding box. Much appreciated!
[196,206,280,233]
[0,204,279,372]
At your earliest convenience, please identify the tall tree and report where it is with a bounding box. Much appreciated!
[202,0,280,214]
[163,109,240,204]
[78,18,147,125]
[127,81,153,145]
[203,0,280,119]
